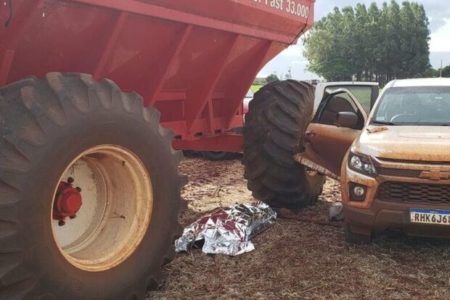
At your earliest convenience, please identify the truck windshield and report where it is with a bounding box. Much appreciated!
[372,86,450,125]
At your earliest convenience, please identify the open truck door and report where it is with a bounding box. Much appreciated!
[300,89,369,177]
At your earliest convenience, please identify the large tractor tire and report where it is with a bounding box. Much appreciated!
[0,73,183,300]
[243,80,325,209]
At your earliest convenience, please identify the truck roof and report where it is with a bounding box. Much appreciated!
[389,77,450,87]
[317,81,378,88]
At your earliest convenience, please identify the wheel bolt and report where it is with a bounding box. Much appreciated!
[67,177,74,184]
[70,215,76,219]
[76,187,82,192]
[58,220,65,226]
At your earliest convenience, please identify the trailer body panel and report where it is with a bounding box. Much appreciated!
[0,0,314,151]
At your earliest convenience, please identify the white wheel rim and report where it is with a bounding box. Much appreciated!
[51,145,153,272]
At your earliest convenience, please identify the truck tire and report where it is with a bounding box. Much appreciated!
[344,224,372,244]
[0,73,183,300]
[243,80,325,209]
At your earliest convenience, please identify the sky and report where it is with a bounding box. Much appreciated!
[258,0,450,80]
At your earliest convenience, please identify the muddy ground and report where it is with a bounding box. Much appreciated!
[149,157,450,300]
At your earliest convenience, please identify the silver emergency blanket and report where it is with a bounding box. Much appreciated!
[175,202,276,256]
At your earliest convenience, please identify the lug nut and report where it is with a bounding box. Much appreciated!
[76,187,82,192]
[70,215,76,219]
[67,177,74,184]
[58,220,65,226]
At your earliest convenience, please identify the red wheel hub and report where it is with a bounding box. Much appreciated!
[53,178,83,223]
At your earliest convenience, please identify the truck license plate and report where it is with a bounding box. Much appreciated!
[410,208,450,225]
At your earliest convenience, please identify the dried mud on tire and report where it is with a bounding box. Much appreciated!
[149,158,450,300]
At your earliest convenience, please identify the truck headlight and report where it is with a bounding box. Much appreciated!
[348,152,377,176]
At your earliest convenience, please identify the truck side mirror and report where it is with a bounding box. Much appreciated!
[336,111,358,128]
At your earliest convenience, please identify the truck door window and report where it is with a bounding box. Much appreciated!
[315,92,365,129]
[325,86,376,113]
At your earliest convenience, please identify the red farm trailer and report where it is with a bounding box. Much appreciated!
[0,1,314,299]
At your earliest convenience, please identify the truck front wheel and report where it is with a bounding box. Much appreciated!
[0,73,183,300]
[344,223,372,244]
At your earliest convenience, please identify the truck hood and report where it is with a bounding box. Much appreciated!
[354,126,450,161]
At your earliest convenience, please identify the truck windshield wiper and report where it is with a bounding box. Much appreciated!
[371,120,396,126]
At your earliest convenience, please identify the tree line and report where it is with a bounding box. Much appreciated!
[425,65,450,78]
[303,1,430,85]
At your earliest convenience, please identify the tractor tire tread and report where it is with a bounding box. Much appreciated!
[0,73,184,300]
[243,80,325,209]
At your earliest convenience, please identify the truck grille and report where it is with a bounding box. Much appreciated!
[377,168,422,178]
[378,182,450,204]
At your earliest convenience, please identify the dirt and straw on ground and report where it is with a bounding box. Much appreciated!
[149,157,450,300]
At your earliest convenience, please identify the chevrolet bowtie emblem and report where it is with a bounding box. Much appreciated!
[419,170,450,181]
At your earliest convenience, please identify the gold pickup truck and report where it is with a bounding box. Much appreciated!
[341,78,450,242]
[244,78,450,243]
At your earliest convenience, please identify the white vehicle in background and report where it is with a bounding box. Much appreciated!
[243,89,254,114]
